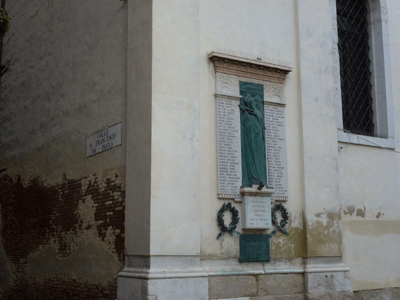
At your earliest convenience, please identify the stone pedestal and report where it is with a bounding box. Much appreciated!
[241,186,274,230]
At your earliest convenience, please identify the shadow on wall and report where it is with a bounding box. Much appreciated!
[0,173,125,300]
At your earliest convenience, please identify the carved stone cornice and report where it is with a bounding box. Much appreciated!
[209,51,292,84]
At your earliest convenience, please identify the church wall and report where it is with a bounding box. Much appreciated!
[338,0,400,292]
[147,0,400,297]
[193,0,342,261]
[147,0,343,264]
[1,0,399,298]
[0,0,127,299]
[149,0,202,256]
[195,0,303,260]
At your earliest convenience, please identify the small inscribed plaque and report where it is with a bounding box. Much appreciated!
[240,234,270,262]
[242,196,271,229]
[264,104,289,201]
[86,123,122,157]
[216,97,242,200]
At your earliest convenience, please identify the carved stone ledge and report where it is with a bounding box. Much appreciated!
[209,51,292,84]
[240,186,274,197]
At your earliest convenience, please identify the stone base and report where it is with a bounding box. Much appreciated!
[304,257,352,296]
[305,291,353,300]
[116,255,208,300]
[207,288,400,300]
[353,287,400,300]
[117,277,208,300]
[208,274,304,299]
[305,272,352,294]
[210,296,305,300]
[252,296,305,300]
[116,256,358,300]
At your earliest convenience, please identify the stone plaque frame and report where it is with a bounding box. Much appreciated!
[210,51,292,202]
[241,187,273,229]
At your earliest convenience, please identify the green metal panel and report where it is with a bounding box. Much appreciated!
[239,234,270,262]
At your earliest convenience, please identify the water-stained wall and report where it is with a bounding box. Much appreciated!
[0,0,127,299]
[0,173,125,299]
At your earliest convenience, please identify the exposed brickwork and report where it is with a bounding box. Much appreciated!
[0,173,125,300]
[0,0,127,298]
[1,277,118,300]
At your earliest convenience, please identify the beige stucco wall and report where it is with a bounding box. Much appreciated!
[144,0,340,259]
[339,0,400,291]
[142,0,400,293]
[135,0,304,259]
[196,0,303,259]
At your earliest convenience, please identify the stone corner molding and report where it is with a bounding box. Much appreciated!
[208,51,293,84]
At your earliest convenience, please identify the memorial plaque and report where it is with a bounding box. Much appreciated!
[242,196,271,229]
[264,104,289,201]
[239,234,270,262]
[86,123,122,157]
[216,96,242,200]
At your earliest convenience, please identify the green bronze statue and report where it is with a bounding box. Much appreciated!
[239,91,267,188]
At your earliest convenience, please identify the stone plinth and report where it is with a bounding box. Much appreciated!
[241,187,273,229]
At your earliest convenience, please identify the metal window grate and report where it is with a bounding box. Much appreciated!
[337,0,374,136]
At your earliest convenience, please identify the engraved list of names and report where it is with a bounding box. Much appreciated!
[264,104,289,201]
[216,97,242,200]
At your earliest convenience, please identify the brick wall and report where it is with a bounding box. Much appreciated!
[0,0,128,298]
[0,172,125,300]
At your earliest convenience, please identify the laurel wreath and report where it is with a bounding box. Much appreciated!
[271,203,289,236]
[216,202,241,239]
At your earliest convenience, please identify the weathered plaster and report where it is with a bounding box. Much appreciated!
[0,173,125,299]
[296,0,343,260]
[271,210,305,258]
[0,0,127,186]
[343,220,400,238]
[351,278,400,293]
[306,211,342,257]
[342,220,400,291]
[355,207,366,218]
[26,240,122,282]
[343,206,356,216]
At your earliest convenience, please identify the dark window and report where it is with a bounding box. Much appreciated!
[337,0,374,136]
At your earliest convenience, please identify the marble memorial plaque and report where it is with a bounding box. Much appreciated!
[86,122,122,157]
[264,104,289,201]
[242,196,271,229]
[216,96,242,201]
[239,234,270,262]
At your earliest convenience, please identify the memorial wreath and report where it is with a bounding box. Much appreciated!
[271,203,289,236]
[216,202,241,239]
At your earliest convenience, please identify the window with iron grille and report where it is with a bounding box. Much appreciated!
[336,0,374,136]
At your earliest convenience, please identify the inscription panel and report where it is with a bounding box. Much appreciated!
[264,104,289,201]
[216,96,242,200]
[239,234,270,262]
[242,196,271,229]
